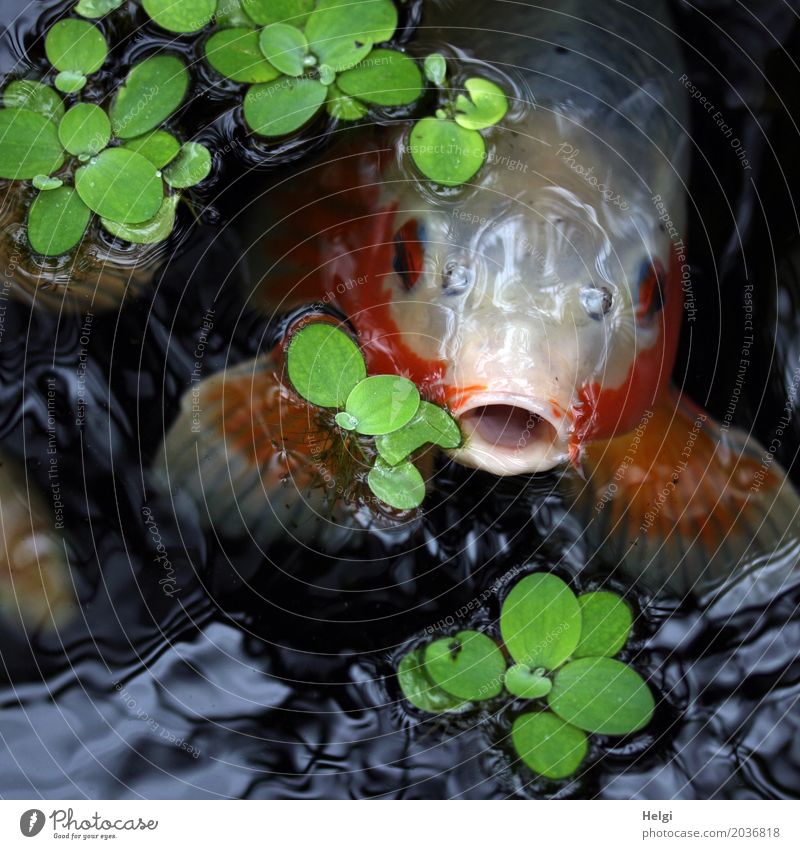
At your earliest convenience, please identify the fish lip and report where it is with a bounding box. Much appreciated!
[449,392,570,476]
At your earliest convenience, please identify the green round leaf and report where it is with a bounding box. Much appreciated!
[306,0,397,71]
[318,63,336,86]
[54,71,87,93]
[424,630,505,701]
[345,375,420,436]
[318,39,373,75]
[367,458,425,510]
[204,28,280,84]
[75,0,125,18]
[3,81,64,122]
[500,573,581,670]
[334,411,358,431]
[242,0,313,26]
[397,649,468,714]
[408,118,485,187]
[505,665,553,700]
[548,657,655,735]
[337,49,422,107]
[286,323,366,408]
[454,77,508,130]
[423,53,446,86]
[375,400,461,465]
[512,711,588,780]
[163,141,211,188]
[326,82,367,120]
[574,592,633,659]
[45,19,107,74]
[244,75,327,136]
[215,0,255,27]
[143,0,217,33]
[32,175,63,190]
[258,23,308,77]
[75,147,163,223]
[101,193,179,244]
[122,130,180,168]
[0,108,65,179]
[28,185,91,256]
[110,55,189,139]
[58,103,110,156]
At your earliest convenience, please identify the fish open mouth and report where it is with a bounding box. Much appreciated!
[451,395,569,475]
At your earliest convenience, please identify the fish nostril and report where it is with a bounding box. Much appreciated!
[459,405,559,452]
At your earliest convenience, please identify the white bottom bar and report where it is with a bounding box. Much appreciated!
[1,800,797,847]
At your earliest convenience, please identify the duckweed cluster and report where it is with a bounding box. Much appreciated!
[0,18,210,255]
[0,1,511,261]
[286,322,461,509]
[398,573,655,780]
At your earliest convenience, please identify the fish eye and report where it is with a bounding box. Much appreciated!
[392,219,426,291]
[442,260,473,295]
[580,284,613,319]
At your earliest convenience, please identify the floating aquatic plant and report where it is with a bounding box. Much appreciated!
[407,53,508,187]
[285,322,461,510]
[204,0,423,136]
[67,2,511,189]
[0,19,211,256]
[397,573,654,780]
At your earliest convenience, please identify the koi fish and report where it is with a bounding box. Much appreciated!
[0,450,75,630]
[158,0,799,595]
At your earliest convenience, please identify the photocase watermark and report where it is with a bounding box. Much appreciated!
[45,376,65,530]
[0,272,12,347]
[308,272,368,313]
[189,307,215,433]
[652,193,695,322]
[75,311,94,427]
[719,283,754,433]
[485,149,529,174]
[423,564,523,636]
[141,506,180,597]
[595,408,655,513]
[678,74,752,170]
[639,412,706,532]
[247,53,395,106]
[19,809,45,837]
[115,682,199,759]
[555,143,630,211]
[19,805,159,836]
[750,360,800,495]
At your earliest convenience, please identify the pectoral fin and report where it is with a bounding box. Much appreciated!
[0,453,76,631]
[571,389,800,601]
[152,352,359,551]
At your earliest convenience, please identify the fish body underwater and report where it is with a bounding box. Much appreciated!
[0,450,75,631]
[157,0,799,598]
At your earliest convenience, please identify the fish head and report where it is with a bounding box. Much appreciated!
[381,134,681,475]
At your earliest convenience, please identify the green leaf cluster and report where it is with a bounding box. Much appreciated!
[0,22,212,256]
[78,0,216,33]
[397,573,655,781]
[407,54,509,187]
[202,0,423,135]
[285,322,461,510]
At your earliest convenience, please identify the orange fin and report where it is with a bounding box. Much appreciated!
[571,389,800,602]
[152,353,359,551]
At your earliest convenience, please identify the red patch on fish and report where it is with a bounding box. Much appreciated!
[571,249,683,454]
[255,139,446,403]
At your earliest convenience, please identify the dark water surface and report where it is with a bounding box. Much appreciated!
[1,0,800,799]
